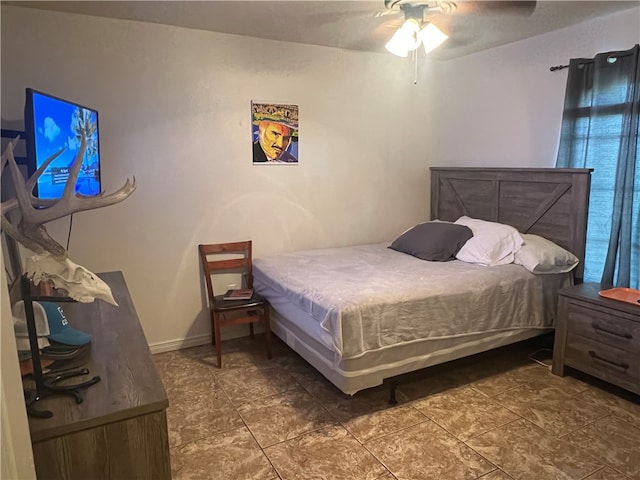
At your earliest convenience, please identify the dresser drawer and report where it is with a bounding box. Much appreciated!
[565,333,639,394]
[566,302,640,352]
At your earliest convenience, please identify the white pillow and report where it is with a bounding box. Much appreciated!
[514,234,579,274]
[454,216,524,266]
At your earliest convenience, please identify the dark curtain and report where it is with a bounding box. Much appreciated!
[556,44,639,289]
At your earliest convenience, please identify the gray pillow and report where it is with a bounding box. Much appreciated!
[389,222,474,261]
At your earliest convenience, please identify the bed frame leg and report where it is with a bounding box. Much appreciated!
[388,381,398,406]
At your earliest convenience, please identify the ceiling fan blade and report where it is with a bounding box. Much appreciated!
[384,0,403,9]
[297,2,385,28]
[375,9,402,18]
[450,1,537,16]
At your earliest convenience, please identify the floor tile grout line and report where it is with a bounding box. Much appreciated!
[577,465,616,480]
[355,414,434,446]
[477,467,515,480]
[231,361,351,479]
[430,412,525,444]
[556,412,612,440]
[557,414,636,480]
[255,371,400,478]
[169,424,248,452]
[171,345,298,479]
[495,391,623,439]
[166,355,260,452]
[158,339,640,480]
[357,433,403,479]
[460,436,507,478]
[338,404,430,445]
[162,344,394,476]
[461,415,617,480]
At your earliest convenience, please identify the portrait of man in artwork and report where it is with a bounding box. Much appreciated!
[251,102,299,164]
[253,121,297,163]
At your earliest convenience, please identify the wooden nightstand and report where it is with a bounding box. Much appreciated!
[552,282,640,395]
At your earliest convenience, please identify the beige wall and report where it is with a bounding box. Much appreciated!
[1,5,436,351]
[1,4,638,474]
[426,7,640,167]
[1,5,638,351]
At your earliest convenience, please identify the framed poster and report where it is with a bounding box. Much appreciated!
[251,102,299,164]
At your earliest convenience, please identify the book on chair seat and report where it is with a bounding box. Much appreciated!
[223,288,254,301]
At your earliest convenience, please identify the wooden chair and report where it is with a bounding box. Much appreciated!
[198,241,272,368]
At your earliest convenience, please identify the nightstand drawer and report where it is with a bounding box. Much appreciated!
[566,302,640,351]
[565,333,639,394]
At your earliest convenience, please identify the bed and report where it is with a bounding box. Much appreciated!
[253,168,592,396]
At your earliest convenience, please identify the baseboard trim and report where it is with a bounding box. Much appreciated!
[149,324,265,354]
[149,334,210,354]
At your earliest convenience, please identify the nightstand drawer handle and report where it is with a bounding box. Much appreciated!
[591,324,632,340]
[588,351,629,371]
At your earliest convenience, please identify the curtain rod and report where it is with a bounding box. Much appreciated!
[550,49,634,72]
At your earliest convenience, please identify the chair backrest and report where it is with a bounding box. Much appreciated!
[198,241,253,303]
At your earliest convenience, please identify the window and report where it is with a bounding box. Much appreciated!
[555,46,639,289]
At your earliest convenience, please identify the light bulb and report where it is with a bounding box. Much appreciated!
[419,23,448,55]
[385,19,421,57]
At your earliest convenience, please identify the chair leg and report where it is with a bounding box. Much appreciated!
[264,307,272,360]
[211,314,216,347]
[249,321,254,339]
[214,313,222,368]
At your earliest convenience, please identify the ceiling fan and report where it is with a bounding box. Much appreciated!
[378,1,537,57]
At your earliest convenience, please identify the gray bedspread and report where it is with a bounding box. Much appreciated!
[253,243,569,360]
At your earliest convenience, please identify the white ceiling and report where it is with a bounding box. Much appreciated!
[5,1,640,60]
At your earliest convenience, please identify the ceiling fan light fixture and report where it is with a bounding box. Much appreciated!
[419,23,448,55]
[385,18,421,57]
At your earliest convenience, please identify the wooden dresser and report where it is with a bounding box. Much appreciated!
[552,282,640,395]
[27,271,171,479]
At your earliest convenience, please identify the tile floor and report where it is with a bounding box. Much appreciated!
[153,334,640,480]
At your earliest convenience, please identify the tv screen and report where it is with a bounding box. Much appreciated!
[24,88,101,199]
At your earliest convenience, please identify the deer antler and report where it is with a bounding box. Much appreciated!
[1,131,136,259]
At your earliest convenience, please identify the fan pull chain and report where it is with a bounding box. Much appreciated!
[413,49,418,85]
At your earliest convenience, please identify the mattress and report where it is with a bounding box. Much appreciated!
[253,243,572,394]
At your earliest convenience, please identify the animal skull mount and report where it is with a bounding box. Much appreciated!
[1,132,135,305]
[25,254,117,305]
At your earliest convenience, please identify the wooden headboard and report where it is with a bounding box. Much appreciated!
[430,168,592,281]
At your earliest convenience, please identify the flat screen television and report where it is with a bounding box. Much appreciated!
[24,88,101,199]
